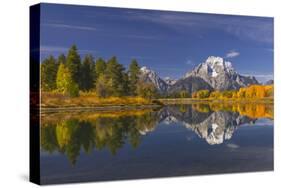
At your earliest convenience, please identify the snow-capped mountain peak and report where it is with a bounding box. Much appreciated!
[182,56,258,91]
[164,77,177,85]
[140,66,151,74]
[138,56,259,94]
[139,66,168,92]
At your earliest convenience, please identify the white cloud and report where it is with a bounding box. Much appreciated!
[40,46,98,54]
[42,23,97,31]
[185,59,194,65]
[226,50,240,58]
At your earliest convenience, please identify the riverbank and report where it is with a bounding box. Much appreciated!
[41,92,163,113]
[41,92,273,113]
[41,104,162,113]
[158,97,274,105]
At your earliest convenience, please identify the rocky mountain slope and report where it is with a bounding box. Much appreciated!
[139,66,168,93]
[184,56,259,91]
[139,56,259,94]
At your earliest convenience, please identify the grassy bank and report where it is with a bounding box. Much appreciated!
[41,92,162,110]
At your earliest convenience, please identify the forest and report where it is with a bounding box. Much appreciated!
[41,45,157,99]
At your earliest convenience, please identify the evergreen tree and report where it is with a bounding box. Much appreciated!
[128,59,140,95]
[80,55,95,91]
[41,55,58,91]
[90,58,97,89]
[57,54,66,64]
[56,63,79,97]
[65,45,81,87]
[96,74,111,97]
[105,56,127,96]
[122,72,130,95]
[95,58,106,78]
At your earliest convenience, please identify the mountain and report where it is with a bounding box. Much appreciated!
[164,77,177,86]
[139,66,168,92]
[265,79,274,85]
[139,56,259,94]
[183,56,259,91]
[168,76,213,94]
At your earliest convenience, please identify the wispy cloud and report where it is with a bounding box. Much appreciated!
[40,46,68,53]
[226,50,240,58]
[42,22,161,40]
[185,59,195,66]
[40,45,98,54]
[127,11,273,44]
[226,143,239,149]
[42,23,97,31]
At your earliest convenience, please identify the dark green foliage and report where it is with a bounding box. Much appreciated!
[167,90,191,98]
[57,54,66,64]
[80,55,95,91]
[122,72,130,95]
[105,56,128,97]
[95,58,106,78]
[41,45,160,100]
[65,45,81,86]
[41,55,58,91]
[128,59,140,95]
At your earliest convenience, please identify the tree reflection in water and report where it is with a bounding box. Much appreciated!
[40,103,273,165]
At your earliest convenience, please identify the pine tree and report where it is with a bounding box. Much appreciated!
[128,59,140,95]
[105,56,127,96]
[57,54,66,64]
[95,58,106,78]
[80,55,95,91]
[65,45,81,87]
[41,55,58,91]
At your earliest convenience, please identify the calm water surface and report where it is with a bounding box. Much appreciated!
[40,104,273,184]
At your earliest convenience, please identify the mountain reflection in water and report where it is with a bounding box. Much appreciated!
[40,103,273,165]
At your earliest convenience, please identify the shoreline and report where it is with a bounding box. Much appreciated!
[158,98,273,104]
[40,104,162,113]
[40,97,273,113]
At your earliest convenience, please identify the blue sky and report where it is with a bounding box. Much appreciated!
[40,3,274,82]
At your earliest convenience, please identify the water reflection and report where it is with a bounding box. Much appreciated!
[40,103,273,165]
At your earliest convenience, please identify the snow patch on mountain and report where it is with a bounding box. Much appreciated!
[183,56,259,91]
[164,77,177,85]
[140,66,168,92]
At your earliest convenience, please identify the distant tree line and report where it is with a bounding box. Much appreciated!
[192,85,273,99]
[41,45,158,98]
[161,85,273,100]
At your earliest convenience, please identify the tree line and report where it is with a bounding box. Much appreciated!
[160,84,273,100]
[41,45,157,98]
[192,84,273,99]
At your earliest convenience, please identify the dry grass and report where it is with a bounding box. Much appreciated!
[41,91,153,108]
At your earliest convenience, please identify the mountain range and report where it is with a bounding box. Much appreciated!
[139,56,260,94]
